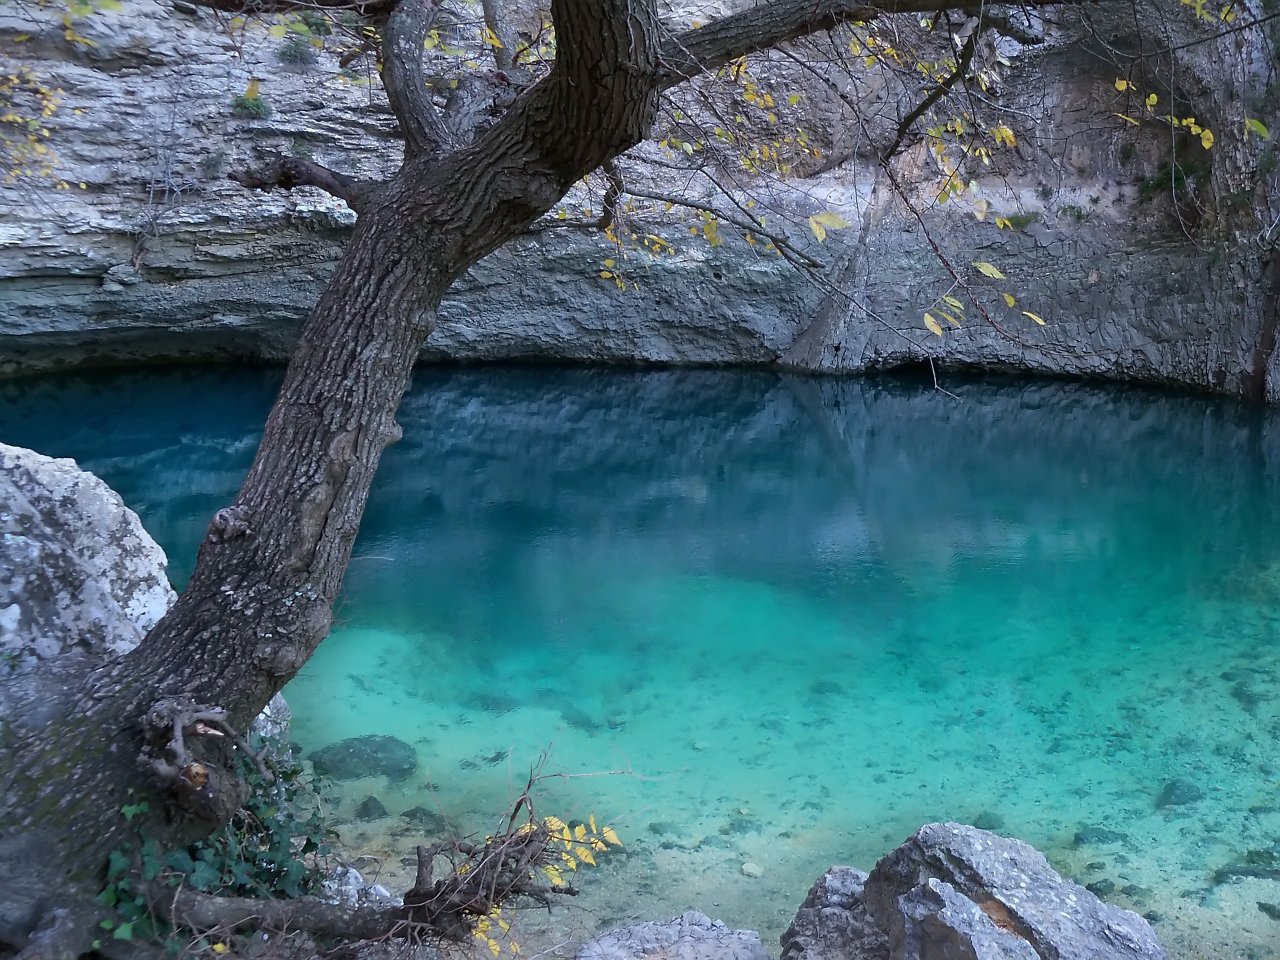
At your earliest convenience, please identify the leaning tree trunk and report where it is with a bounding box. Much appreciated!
[0,0,662,945]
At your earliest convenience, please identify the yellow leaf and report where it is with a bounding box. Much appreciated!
[603,259,615,268]
[602,827,622,846]
[244,78,260,100]
[268,24,288,39]
[1200,128,1214,149]
[973,261,1006,279]
[938,310,960,327]
[1022,310,1046,325]
[923,313,944,337]
[562,853,578,870]
[488,938,501,956]
[589,814,598,833]
[808,211,852,242]
[1002,292,1016,307]
[994,217,1013,230]
[574,824,588,841]
[212,946,228,955]
[1145,93,1158,109]
[482,26,504,47]
[1114,113,1140,126]
[544,864,563,885]
[577,846,596,866]
[942,295,964,311]
[1114,78,1130,92]
[991,125,1016,148]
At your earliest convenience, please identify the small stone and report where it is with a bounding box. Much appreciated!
[354,795,388,821]
[1155,777,1204,808]
[401,806,449,832]
[741,861,764,878]
[1257,901,1280,921]
[972,811,1005,831]
[1074,825,1127,846]
[1086,878,1116,897]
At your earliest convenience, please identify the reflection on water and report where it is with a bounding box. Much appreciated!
[4,366,1280,959]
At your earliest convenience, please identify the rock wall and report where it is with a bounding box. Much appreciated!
[0,0,1272,396]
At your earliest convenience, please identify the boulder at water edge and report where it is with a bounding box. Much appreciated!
[578,911,768,960]
[782,823,1167,960]
[0,442,174,664]
[0,442,289,740]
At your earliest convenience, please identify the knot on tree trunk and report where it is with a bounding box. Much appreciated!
[139,695,265,823]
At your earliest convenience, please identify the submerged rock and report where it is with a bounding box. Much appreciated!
[782,823,1167,960]
[309,734,417,782]
[354,795,389,821]
[400,806,450,833]
[578,911,767,960]
[1073,825,1127,847]
[1155,778,1204,808]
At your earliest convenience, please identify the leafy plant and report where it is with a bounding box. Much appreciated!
[231,94,273,120]
[97,747,333,951]
[277,37,319,68]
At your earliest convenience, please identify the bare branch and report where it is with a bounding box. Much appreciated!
[482,0,516,73]
[165,889,407,940]
[229,155,379,213]
[655,0,1115,89]
[882,26,979,160]
[382,0,454,157]
[183,0,396,15]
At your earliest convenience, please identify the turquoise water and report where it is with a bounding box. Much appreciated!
[5,367,1280,958]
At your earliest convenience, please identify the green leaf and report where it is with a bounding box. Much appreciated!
[973,261,1006,279]
[1245,117,1270,139]
[1002,292,1016,307]
[268,24,288,38]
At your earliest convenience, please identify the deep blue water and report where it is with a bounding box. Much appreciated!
[4,366,1280,958]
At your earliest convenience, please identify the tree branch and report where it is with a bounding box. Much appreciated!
[655,0,1111,89]
[229,155,379,213]
[881,25,980,160]
[165,889,408,940]
[481,0,516,73]
[381,0,454,157]
[182,0,396,14]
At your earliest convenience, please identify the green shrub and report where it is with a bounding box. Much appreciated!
[231,94,273,120]
[277,37,319,68]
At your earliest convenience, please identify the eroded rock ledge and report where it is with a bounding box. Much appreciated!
[0,0,1274,397]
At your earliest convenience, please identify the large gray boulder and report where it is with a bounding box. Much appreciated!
[0,442,175,666]
[782,824,1166,960]
[0,442,288,741]
[578,911,769,960]
[783,867,889,960]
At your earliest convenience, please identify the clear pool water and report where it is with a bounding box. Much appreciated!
[4,366,1280,959]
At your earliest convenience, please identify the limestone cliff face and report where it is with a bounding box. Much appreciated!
[0,0,1274,396]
